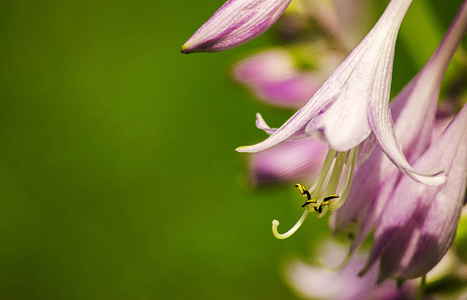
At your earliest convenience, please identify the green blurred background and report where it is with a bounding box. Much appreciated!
[0,0,464,299]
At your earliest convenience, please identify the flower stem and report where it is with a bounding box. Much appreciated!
[417,275,427,300]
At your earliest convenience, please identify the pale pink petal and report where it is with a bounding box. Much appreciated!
[363,103,467,282]
[181,0,292,53]
[250,138,328,184]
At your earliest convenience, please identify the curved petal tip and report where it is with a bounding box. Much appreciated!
[408,169,446,186]
[236,146,249,153]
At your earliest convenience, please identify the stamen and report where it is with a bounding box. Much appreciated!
[301,200,317,208]
[272,210,309,240]
[296,184,317,207]
[323,195,339,202]
[309,149,337,193]
[330,147,358,210]
[273,147,358,239]
[315,204,329,218]
[322,152,346,199]
[295,183,311,200]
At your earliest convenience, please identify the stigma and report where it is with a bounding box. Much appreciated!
[272,147,358,239]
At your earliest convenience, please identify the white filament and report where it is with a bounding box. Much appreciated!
[272,147,358,239]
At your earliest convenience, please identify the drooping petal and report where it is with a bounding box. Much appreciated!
[349,102,460,255]
[367,0,467,186]
[362,103,467,282]
[181,0,292,53]
[368,96,445,186]
[394,139,466,280]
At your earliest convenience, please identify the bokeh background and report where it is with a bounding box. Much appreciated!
[0,0,464,299]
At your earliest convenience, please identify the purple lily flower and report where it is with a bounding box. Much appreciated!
[249,136,328,185]
[235,0,445,239]
[287,241,417,300]
[232,49,332,109]
[360,100,467,283]
[331,0,467,252]
[288,241,467,299]
[181,0,292,53]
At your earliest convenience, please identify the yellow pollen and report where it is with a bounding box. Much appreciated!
[295,183,339,212]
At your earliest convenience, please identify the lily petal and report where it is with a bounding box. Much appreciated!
[232,49,325,109]
[181,0,292,53]
[254,113,309,140]
[249,137,328,184]
[367,0,467,186]
[362,103,467,282]
[332,1,467,244]
[287,241,417,300]
[368,85,446,186]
